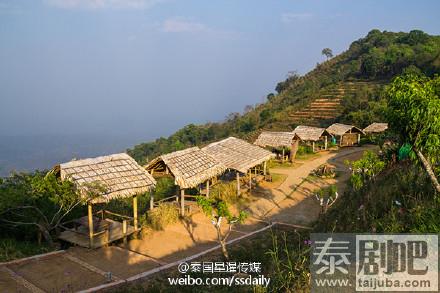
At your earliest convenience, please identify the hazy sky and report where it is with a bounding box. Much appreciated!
[1,0,440,141]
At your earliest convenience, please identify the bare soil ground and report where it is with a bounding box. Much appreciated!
[67,246,160,279]
[0,266,32,293]
[8,254,106,292]
[0,145,376,293]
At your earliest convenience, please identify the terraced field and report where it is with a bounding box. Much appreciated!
[288,81,383,126]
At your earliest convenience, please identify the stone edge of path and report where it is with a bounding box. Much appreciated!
[0,265,46,293]
[0,249,66,266]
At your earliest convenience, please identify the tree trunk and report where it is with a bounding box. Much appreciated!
[216,225,229,260]
[323,202,328,214]
[39,226,54,247]
[416,149,440,193]
[220,240,229,260]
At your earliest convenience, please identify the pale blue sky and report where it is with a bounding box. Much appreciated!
[1,0,440,141]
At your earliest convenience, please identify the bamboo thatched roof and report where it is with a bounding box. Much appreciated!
[363,122,388,134]
[202,137,275,173]
[145,147,226,189]
[254,131,296,147]
[293,125,331,141]
[326,123,364,136]
[59,153,156,204]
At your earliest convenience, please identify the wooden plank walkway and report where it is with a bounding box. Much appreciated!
[58,219,135,248]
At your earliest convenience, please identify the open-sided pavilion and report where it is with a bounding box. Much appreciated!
[202,137,275,195]
[56,153,156,248]
[145,146,226,216]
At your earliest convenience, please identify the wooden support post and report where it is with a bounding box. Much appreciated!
[282,148,285,163]
[180,189,185,217]
[312,141,315,153]
[291,140,299,162]
[357,133,361,144]
[206,180,210,198]
[133,195,138,231]
[340,135,343,146]
[324,136,328,150]
[263,161,267,176]
[88,202,94,249]
[248,169,252,190]
[236,171,241,196]
[150,190,154,210]
[122,219,127,246]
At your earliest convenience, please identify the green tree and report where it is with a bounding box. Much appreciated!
[347,151,386,191]
[321,48,333,60]
[266,93,275,102]
[196,196,247,260]
[0,173,85,246]
[386,74,440,193]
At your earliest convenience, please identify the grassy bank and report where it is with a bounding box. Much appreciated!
[0,238,53,262]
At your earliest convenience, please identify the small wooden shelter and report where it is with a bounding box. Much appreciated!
[292,125,332,153]
[363,122,388,134]
[57,153,156,248]
[254,131,297,162]
[326,123,364,147]
[202,137,275,195]
[145,147,226,216]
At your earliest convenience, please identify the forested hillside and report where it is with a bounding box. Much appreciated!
[128,29,440,164]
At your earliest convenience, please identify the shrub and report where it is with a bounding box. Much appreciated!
[297,145,314,155]
[314,162,438,234]
[154,177,177,201]
[346,150,386,190]
[312,164,336,178]
[147,203,179,230]
[210,181,238,203]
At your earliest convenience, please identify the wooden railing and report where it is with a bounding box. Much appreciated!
[59,209,135,247]
[153,195,179,206]
[97,209,133,222]
[150,194,200,216]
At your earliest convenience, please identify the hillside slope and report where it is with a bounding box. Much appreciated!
[128,29,440,164]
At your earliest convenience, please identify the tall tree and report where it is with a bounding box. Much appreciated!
[321,48,333,60]
[386,74,440,193]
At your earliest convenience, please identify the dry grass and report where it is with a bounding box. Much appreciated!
[147,203,179,230]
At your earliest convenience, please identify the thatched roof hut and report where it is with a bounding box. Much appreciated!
[326,123,364,136]
[293,125,331,141]
[59,153,156,204]
[363,122,388,134]
[254,131,296,148]
[202,137,275,173]
[145,147,226,189]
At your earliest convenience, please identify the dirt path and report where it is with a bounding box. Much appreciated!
[247,145,376,224]
[0,146,375,293]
